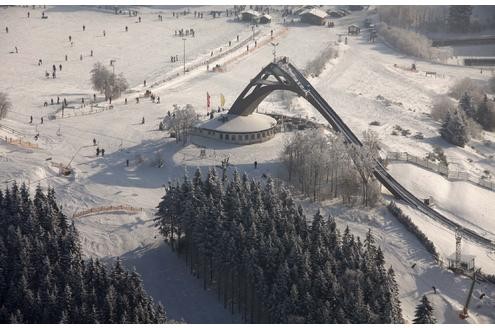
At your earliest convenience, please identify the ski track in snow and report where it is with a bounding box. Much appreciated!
[0,5,494,323]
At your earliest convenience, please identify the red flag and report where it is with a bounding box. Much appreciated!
[207,92,211,109]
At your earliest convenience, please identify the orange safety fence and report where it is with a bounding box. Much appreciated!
[1,136,39,149]
[72,204,144,219]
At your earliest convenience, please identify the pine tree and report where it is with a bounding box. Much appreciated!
[440,109,470,147]
[413,295,436,324]
[0,185,167,324]
[154,172,402,323]
[476,95,495,131]
[459,92,476,119]
[448,6,473,32]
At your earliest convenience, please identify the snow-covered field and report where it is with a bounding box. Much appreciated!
[1,5,494,323]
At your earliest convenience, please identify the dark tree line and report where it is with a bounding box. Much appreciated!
[155,169,403,323]
[0,183,166,324]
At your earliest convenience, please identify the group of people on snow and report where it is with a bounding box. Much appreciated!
[174,28,195,37]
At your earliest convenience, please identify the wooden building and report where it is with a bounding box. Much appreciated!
[240,10,260,23]
[348,24,361,35]
[299,8,328,25]
[259,13,272,24]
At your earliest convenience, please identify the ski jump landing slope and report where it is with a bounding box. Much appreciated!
[228,58,495,250]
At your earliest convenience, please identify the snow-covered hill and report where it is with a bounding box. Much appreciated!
[0,5,494,323]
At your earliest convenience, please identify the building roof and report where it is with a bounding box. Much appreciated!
[240,10,261,17]
[196,113,277,133]
[294,5,317,14]
[447,253,476,262]
[348,24,360,28]
[299,8,328,19]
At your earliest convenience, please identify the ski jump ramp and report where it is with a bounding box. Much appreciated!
[228,58,495,249]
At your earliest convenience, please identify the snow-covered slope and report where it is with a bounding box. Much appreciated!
[1,5,494,323]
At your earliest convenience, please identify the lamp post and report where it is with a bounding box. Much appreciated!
[251,25,255,41]
[182,38,186,75]
[271,42,279,62]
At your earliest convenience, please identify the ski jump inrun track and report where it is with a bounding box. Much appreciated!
[227,57,495,250]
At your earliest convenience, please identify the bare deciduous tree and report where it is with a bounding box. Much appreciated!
[304,46,338,78]
[281,128,381,205]
[90,62,129,100]
[162,104,198,144]
[431,95,455,121]
[449,77,484,100]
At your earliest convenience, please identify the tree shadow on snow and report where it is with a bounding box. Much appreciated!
[114,241,242,324]
[86,136,284,189]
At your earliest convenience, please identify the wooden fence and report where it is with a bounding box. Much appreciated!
[72,204,143,219]
[387,151,494,191]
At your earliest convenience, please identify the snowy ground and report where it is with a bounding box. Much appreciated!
[1,5,494,323]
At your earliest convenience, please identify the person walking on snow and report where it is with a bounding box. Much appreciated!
[142,117,145,124]
[93,138,96,146]
[5,26,8,33]
[96,147,100,156]
[101,149,105,156]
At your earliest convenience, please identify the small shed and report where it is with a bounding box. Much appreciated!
[299,8,328,25]
[259,13,271,24]
[348,24,360,35]
[447,253,476,272]
[240,10,261,23]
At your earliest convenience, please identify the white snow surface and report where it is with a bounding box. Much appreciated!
[1,5,494,323]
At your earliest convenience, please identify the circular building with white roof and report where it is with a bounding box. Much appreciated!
[192,113,278,144]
